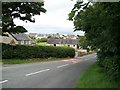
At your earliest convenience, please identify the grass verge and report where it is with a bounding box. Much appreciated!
[2,57,71,64]
[76,63,119,88]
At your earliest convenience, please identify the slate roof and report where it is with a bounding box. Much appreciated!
[47,39,78,45]
[11,33,32,41]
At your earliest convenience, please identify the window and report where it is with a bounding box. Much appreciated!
[21,41,24,45]
[26,41,28,45]
[29,41,31,44]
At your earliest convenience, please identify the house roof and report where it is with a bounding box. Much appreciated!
[11,33,32,41]
[47,39,78,45]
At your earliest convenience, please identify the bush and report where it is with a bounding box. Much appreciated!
[102,56,120,81]
[97,50,120,82]
[2,44,75,59]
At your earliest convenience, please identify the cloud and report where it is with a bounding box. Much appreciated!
[14,0,84,35]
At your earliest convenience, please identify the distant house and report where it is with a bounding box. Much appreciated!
[36,33,60,39]
[66,34,77,39]
[47,39,79,49]
[36,34,50,39]
[0,32,35,45]
[29,33,38,37]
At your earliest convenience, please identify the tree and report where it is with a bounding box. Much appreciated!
[69,1,120,81]
[36,38,48,43]
[77,35,88,49]
[2,1,46,34]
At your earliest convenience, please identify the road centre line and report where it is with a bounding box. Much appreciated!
[57,64,69,68]
[0,80,8,84]
[26,69,50,76]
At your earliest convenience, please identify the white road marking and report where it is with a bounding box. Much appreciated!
[0,80,8,84]
[57,64,69,68]
[26,69,50,76]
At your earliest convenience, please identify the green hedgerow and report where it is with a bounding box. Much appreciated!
[2,44,75,59]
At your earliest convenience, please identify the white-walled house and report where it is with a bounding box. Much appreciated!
[47,39,79,49]
[0,32,35,45]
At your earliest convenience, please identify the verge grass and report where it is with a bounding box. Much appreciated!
[2,57,71,64]
[76,63,119,88]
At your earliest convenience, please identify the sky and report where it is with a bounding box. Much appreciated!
[14,0,85,35]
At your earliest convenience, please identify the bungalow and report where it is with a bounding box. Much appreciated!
[0,32,35,45]
[47,39,79,49]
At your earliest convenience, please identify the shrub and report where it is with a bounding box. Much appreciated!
[97,50,120,82]
[2,44,75,59]
[102,56,120,81]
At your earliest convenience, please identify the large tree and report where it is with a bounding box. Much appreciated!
[2,1,46,34]
[69,1,120,81]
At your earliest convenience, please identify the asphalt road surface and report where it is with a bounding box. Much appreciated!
[1,53,96,88]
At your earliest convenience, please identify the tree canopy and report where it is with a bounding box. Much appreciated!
[69,1,120,81]
[77,35,88,49]
[2,1,46,34]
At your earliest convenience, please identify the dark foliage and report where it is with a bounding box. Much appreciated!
[69,1,120,81]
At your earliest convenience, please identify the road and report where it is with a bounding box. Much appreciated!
[1,53,96,88]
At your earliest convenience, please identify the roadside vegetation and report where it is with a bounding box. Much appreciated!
[76,63,119,88]
[2,44,75,59]
[2,43,75,64]
[69,2,120,84]
[2,58,70,64]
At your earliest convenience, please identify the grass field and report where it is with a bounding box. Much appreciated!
[2,57,71,64]
[76,63,119,88]
[36,42,46,46]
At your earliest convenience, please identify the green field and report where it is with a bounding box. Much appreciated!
[36,42,46,46]
[76,63,119,88]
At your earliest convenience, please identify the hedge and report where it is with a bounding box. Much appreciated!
[2,44,75,59]
[97,50,120,82]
